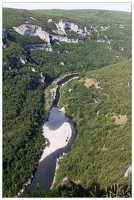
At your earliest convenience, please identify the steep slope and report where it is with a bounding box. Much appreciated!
[55,58,131,196]
[2,8,131,197]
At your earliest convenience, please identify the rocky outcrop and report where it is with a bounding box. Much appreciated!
[50,34,78,43]
[3,44,7,49]
[13,22,113,48]
[17,56,26,64]
[53,20,89,36]
[48,19,53,22]
[30,16,37,21]
[97,35,113,44]
[29,73,45,89]
[13,24,36,36]
[30,67,37,72]
[13,24,50,43]
[37,73,45,83]
[124,165,132,178]
[4,55,26,71]
[60,61,64,66]
[24,44,52,52]
[13,24,78,45]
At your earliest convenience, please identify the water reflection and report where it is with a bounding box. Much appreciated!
[45,107,68,130]
[29,107,77,193]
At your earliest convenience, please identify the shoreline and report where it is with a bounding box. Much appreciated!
[39,121,72,162]
[17,73,78,197]
[17,121,74,197]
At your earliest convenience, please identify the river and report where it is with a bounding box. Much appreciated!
[28,74,78,193]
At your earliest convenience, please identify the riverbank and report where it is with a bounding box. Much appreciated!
[39,122,72,162]
[45,73,79,110]
[15,73,79,197]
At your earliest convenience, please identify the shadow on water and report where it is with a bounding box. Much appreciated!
[51,85,60,107]
[45,107,68,130]
[24,74,79,195]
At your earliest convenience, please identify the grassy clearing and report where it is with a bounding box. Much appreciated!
[114,114,128,125]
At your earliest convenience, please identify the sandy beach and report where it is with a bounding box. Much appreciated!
[39,122,72,162]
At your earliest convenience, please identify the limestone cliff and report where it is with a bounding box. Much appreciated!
[13,24,78,45]
[13,24,50,43]
[53,20,89,36]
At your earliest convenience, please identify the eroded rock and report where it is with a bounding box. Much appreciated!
[53,20,89,36]
[13,24,50,43]
[13,24,78,45]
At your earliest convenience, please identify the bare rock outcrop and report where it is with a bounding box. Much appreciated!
[13,24,50,43]
[51,34,78,43]
[124,165,132,178]
[17,56,26,64]
[37,73,45,83]
[53,20,89,36]
[24,44,52,52]
[30,16,37,21]
[48,19,53,22]
[13,24,78,45]
[30,67,37,72]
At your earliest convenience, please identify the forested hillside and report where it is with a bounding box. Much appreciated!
[55,58,131,196]
[2,7,131,197]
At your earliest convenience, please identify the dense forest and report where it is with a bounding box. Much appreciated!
[2,7,131,197]
[56,58,131,196]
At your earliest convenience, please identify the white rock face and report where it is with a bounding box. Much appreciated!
[35,27,50,43]
[30,67,37,72]
[60,61,64,66]
[13,24,36,36]
[51,35,78,43]
[24,44,53,52]
[30,16,37,21]
[48,19,53,22]
[2,44,7,49]
[70,23,79,33]
[13,24,50,43]
[124,165,132,177]
[17,56,26,64]
[53,20,89,36]
[53,20,69,35]
[13,24,78,45]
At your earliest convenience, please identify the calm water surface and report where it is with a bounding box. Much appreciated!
[29,106,77,192]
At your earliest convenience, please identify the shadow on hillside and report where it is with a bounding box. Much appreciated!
[8,33,16,43]
[57,180,131,198]
[24,179,131,198]
[58,181,105,197]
